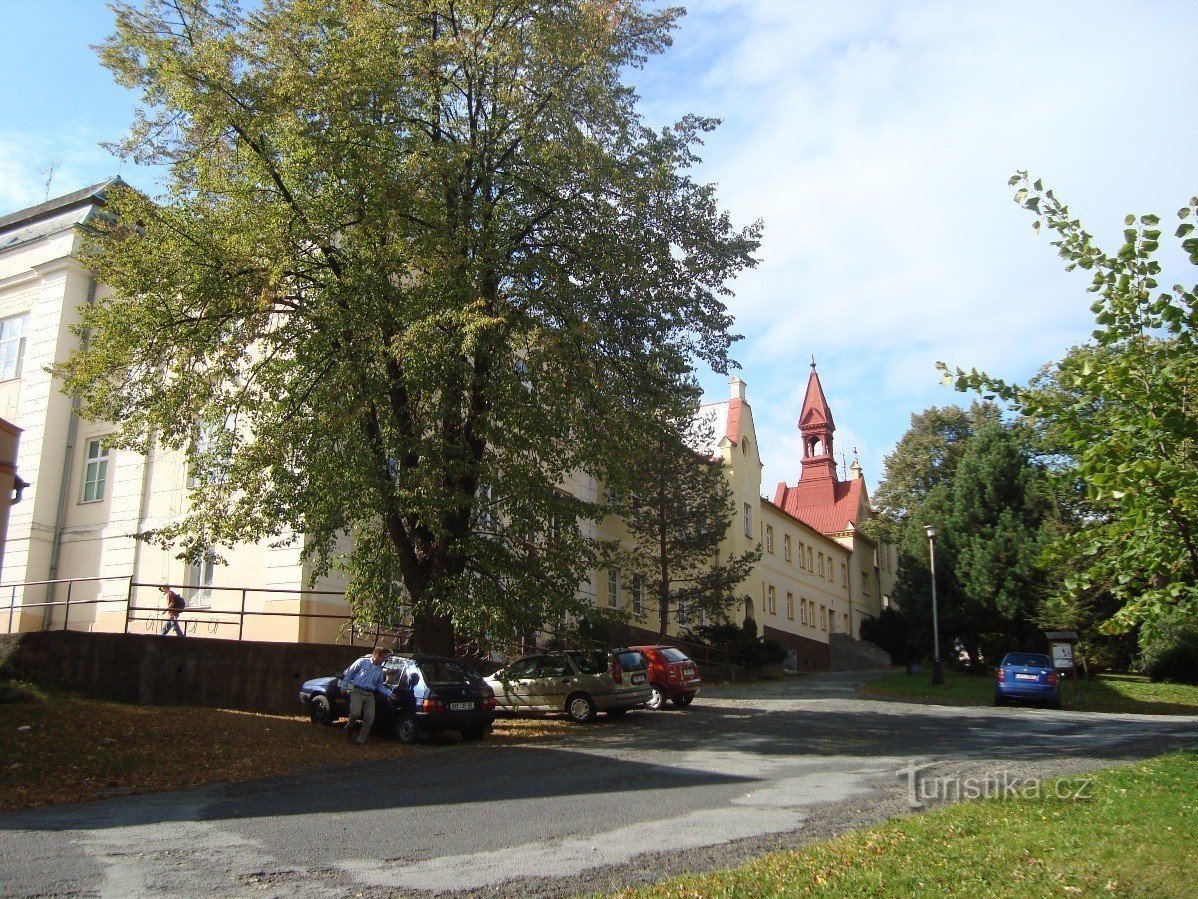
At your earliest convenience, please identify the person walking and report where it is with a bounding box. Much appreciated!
[158,584,186,637]
[342,646,388,745]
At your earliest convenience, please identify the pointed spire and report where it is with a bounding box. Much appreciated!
[798,361,837,482]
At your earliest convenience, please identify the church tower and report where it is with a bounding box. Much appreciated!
[798,360,838,485]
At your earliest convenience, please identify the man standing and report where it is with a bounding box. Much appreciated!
[158,584,186,637]
[342,646,388,745]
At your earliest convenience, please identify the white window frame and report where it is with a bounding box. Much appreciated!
[607,567,620,608]
[783,534,791,562]
[786,593,794,620]
[765,525,774,554]
[0,313,29,381]
[187,550,217,608]
[80,438,109,503]
[767,584,776,616]
[743,502,752,538]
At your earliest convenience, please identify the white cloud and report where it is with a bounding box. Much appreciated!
[644,0,1198,492]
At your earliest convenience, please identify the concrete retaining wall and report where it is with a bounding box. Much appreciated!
[0,630,372,715]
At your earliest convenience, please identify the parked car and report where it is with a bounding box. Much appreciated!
[631,645,701,709]
[484,648,652,722]
[994,652,1061,709]
[300,653,498,743]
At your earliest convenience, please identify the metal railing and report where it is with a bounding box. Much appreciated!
[1,576,407,648]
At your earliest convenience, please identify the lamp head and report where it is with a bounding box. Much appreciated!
[925,525,937,539]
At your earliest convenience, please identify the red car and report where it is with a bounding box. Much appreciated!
[631,645,701,709]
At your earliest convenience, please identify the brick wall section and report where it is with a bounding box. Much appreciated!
[0,631,374,715]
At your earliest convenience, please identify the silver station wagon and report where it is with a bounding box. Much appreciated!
[485,648,652,723]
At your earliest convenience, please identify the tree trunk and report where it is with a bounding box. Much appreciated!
[411,609,457,657]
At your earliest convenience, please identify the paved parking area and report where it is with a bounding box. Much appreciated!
[3,671,1196,898]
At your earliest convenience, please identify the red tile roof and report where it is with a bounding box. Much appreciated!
[773,477,865,535]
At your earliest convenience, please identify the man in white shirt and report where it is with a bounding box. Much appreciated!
[342,646,388,745]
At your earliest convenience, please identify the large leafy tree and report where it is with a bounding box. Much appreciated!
[608,385,760,634]
[62,1,760,654]
[866,402,1001,544]
[940,176,1197,635]
[894,422,1052,664]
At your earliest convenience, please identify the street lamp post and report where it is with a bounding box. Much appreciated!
[926,524,944,686]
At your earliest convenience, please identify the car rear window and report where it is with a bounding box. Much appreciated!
[1002,653,1052,668]
[657,648,690,663]
[564,649,606,675]
[416,660,482,685]
[614,650,646,670]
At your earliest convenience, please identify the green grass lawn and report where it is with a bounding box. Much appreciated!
[609,753,1198,898]
[857,669,1198,715]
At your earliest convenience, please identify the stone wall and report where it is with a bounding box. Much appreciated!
[0,630,374,715]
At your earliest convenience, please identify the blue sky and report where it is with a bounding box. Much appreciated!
[1,1,1195,497]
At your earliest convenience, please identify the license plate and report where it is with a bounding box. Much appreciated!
[631,673,646,684]
[683,668,695,677]
[1015,673,1037,681]
[450,701,475,711]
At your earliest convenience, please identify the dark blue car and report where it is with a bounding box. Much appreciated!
[994,652,1061,708]
[300,653,498,744]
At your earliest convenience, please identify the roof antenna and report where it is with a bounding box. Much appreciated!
[40,160,61,201]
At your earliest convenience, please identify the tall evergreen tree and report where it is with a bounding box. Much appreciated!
[893,423,1052,663]
[609,391,760,634]
[60,1,761,654]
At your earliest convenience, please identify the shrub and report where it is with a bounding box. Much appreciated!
[1141,613,1198,684]
[860,608,910,664]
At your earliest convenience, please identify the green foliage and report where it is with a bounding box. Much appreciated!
[893,422,1052,664]
[865,402,1001,545]
[940,176,1198,638]
[684,617,783,671]
[859,607,910,665]
[62,1,760,653]
[1141,611,1198,684]
[605,384,760,634]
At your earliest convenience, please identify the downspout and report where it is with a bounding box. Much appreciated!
[43,274,96,627]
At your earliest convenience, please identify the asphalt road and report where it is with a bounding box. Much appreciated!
[3,671,1197,898]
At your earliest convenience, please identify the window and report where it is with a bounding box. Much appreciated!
[783,534,791,562]
[820,604,827,631]
[765,525,774,554]
[798,542,806,569]
[800,598,807,625]
[81,438,109,503]
[677,599,689,627]
[187,549,216,607]
[605,485,620,507]
[786,592,794,620]
[0,313,29,380]
[743,502,752,537]
[767,585,776,616]
[841,563,848,586]
[862,569,871,595]
[807,546,814,570]
[631,575,644,617]
[818,553,824,577]
[607,568,620,608]
[187,416,234,488]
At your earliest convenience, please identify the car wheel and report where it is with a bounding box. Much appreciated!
[646,685,665,710]
[671,694,694,708]
[394,713,420,745]
[605,707,628,718]
[309,695,336,725]
[566,692,597,723]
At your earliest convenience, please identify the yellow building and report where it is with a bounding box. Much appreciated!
[0,183,892,666]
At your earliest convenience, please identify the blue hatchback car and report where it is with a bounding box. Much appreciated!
[994,652,1061,708]
[300,653,498,744]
